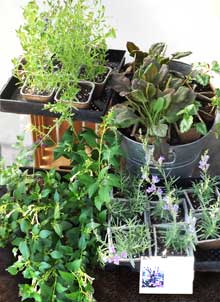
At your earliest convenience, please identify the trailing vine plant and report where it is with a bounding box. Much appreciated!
[0,112,122,302]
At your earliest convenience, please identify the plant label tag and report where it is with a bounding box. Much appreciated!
[139,256,194,294]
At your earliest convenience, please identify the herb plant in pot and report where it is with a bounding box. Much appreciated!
[109,42,220,177]
[183,152,220,249]
[12,0,58,102]
[96,174,152,271]
[48,0,115,107]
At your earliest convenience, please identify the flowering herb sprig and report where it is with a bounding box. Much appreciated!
[193,150,218,207]
[106,245,127,265]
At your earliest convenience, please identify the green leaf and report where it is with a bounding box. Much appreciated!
[87,182,99,198]
[98,210,107,223]
[20,219,30,233]
[151,97,165,114]
[39,262,51,272]
[53,223,63,237]
[54,190,60,202]
[66,259,82,272]
[180,115,193,133]
[56,282,67,294]
[94,196,102,211]
[78,235,87,250]
[54,202,60,220]
[171,51,192,60]
[39,230,51,239]
[99,186,110,204]
[80,129,98,148]
[41,189,50,198]
[59,270,73,282]
[51,250,62,259]
[19,241,30,260]
[7,265,17,275]
[195,122,207,135]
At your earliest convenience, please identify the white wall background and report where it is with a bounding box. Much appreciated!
[0,0,220,162]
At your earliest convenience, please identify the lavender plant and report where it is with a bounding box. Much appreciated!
[144,157,184,223]
[97,216,151,268]
[192,151,218,208]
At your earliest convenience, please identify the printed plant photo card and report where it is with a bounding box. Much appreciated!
[139,256,194,294]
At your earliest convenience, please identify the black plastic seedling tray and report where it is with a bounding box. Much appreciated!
[0,49,126,123]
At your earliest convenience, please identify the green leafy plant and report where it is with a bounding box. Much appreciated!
[109,42,219,143]
[12,0,57,93]
[0,112,122,302]
[13,0,115,102]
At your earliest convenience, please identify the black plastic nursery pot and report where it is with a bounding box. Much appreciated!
[0,49,126,123]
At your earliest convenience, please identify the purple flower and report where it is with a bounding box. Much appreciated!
[152,175,160,184]
[198,152,210,172]
[158,156,165,165]
[121,251,127,258]
[109,245,116,254]
[112,254,120,265]
[146,184,157,194]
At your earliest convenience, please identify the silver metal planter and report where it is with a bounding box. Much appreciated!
[119,116,218,177]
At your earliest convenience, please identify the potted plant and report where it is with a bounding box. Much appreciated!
[183,151,219,214]
[143,161,189,224]
[109,42,220,177]
[97,215,152,271]
[0,112,123,302]
[153,221,196,257]
[54,80,95,109]
[182,152,220,249]
[47,0,115,106]
[12,0,58,102]
[13,0,115,106]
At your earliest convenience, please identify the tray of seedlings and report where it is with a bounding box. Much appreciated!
[0,49,125,123]
[100,153,220,272]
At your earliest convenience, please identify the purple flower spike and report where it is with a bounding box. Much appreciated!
[198,152,210,172]
[152,175,160,184]
[121,251,127,258]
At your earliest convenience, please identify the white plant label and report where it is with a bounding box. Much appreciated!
[139,256,194,294]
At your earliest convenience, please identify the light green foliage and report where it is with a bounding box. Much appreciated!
[198,199,220,240]
[110,217,151,259]
[13,0,115,101]
[108,176,149,221]
[161,222,196,254]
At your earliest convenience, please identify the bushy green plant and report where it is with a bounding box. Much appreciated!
[0,112,122,302]
[109,42,220,142]
[13,0,115,101]
[12,0,57,93]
